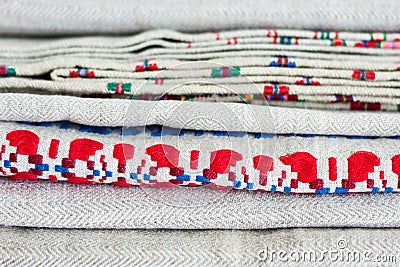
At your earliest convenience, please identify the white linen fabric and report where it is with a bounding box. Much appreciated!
[1,227,399,266]
[1,178,400,229]
[1,0,400,35]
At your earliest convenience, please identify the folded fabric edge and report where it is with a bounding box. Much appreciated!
[1,121,400,193]
[2,0,400,35]
[1,178,399,229]
[1,93,400,136]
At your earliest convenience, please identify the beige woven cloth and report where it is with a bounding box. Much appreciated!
[2,4,400,266]
[2,28,400,111]
[0,94,399,136]
[1,227,399,266]
[1,178,400,229]
[1,0,400,35]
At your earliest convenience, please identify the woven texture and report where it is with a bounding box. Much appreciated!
[2,28,400,111]
[1,0,400,35]
[2,4,400,264]
[2,178,400,229]
[1,94,400,136]
[2,121,400,193]
[1,227,400,266]
[1,28,400,194]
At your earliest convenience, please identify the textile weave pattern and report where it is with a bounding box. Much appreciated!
[1,227,399,266]
[1,178,400,229]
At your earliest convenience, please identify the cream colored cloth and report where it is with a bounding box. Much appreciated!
[1,178,400,229]
[1,0,400,35]
[1,28,400,111]
[1,227,399,266]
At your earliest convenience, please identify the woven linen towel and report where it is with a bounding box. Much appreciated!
[2,29,400,111]
[1,4,400,265]
[1,227,399,266]
[2,178,400,229]
[1,94,400,136]
[1,0,400,35]
[1,120,400,193]
[1,29,400,193]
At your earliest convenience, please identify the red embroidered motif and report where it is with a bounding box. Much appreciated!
[227,38,238,45]
[350,102,381,111]
[113,144,135,164]
[3,129,400,193]
[348,151,380,182]
[6,130,39,155]
[112,177,133,187]
[69,139,104,161]
[295,77,320,86]
[113,143,135,174]
[280,152,318,183]
[135,59,158,72]
[328,157,337,181]
[69,69,95,78]
[352,70,375,80]
[264,84,290,95]
[146,144,180,169]
[391,155,400,188]
[49,139,60,159]
[253,155,274,186]
[190,150,200,170]
[209,149,243,174]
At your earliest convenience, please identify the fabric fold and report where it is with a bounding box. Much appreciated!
[2,2,400,264]
[2,28,400,112]
[2,0,400,35]
[1,120,400,193]
[1,178,400,229]
[1,94,400,136]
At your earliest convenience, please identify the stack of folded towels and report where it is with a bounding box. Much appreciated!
[1,0,400,265]
[2,28,400,193]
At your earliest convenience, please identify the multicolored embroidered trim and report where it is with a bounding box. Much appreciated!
[69,68,95,78]
[0,66,16,77]
[370,33,387,41]
[273,36,299,45]
[313,31,340,40]
[352,70,376,80]
[210,67,240,78]
[147,77,171,85]
[264,84,290,95]
[0,121,400,194]
[107,83,132,94]
[269,56,296,67]
[330,39,347,46]
[135,59,159,72]
[350,101,381,111]
[226,37,238,45]
[333,95,354,103]
[265,95,298,101]
[295,76,320,86]
[355,40,384,48]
